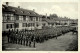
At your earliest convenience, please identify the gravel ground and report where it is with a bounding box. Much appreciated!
[2,32,78,51]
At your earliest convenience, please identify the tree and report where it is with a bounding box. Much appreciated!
[49,14,58,18]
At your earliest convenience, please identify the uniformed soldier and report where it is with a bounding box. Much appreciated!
[23,35,26,46]
[17,32,19,44]
[21,34,23,45]
[11,33,14,43]
[29,37,31,47]
[33,36,36,48]
[18,33,21,44]
[26,35,28,46]
[39,36,41,43]
[19,34,22,44]
[9,31,12,43]
[13,33,15,43]
[15,33,18,44]
[7,29,10,43]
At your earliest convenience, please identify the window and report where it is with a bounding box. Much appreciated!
[28,23,30,27]
[23,16,26,21]
[36,17,38,21]
[6,24,14,29]
[6,24,10,29]
[4,13,14,21]
[14,23,19,28]
[22,23,26,27]
[32,23,34,26]
[22,23,35,27]
[30,17,33,21]
[16,15,19,20]
[7,15,10,20]
[26,23,28,27]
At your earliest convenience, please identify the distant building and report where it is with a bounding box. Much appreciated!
[2,4,42,31]
[41,15,78,28]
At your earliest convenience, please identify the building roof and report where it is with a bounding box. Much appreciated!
[43,18,56,23]
[2,5,40,17]
[43,17,76,24]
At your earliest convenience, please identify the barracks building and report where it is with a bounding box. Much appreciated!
[42,15,78,28]
[2,4,42,31]
[2,3,78,31]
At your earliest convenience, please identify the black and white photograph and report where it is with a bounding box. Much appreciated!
[2,2,78,51]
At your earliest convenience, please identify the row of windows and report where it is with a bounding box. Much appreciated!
[3,14,41,21]
[3,13,13,16]
[22,23,35,27]
[6,23,19,29]
[6,24,14,29]
[6,23,35,29]
[16,16,40,21]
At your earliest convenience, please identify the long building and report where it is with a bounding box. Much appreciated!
[42,15,78,28]
[2,4,42,31]
[2,3,78,31]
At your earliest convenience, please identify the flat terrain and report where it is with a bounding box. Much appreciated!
[2,32,78,51]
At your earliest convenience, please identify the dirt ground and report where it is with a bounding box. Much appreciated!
[2,32,78,51]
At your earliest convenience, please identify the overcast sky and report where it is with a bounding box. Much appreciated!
[3,2,78,19]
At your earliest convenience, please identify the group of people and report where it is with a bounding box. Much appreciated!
[3,26,75,48]
[7,30,36,48]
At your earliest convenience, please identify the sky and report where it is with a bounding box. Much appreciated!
[3,2,78,19]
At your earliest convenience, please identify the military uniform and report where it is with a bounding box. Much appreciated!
[23,35,26,45]
[21,34,23,45]
[26,36,28,46]
[33,37,36,48]
[29,37,31,47]
[7,29,10,43]
[15,34,18,44]
[18,34,21,44]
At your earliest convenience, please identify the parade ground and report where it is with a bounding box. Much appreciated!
[2,32,78,51]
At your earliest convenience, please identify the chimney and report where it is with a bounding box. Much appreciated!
[6,2,9,7]
[18,6,20,8]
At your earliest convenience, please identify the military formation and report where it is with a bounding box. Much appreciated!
[3,26,75,48]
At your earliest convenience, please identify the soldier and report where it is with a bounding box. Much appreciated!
[39,36,41,43]
[33,36,36,48]
[11,33,13,43]
[13,33,15,43]
[18,33,21,44]
[17,33,20,44]
[7,29,10,43]
[23,35,26,46]
[26,35,28,46]
[15,33,18,44]
[29,37,31,47]
[19,34,22,44]
[9,32,13,43]
[21,34,23,45]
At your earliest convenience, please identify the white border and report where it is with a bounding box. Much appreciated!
[0,0,80,53]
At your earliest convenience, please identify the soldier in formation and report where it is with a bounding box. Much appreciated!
[6,26,75,48]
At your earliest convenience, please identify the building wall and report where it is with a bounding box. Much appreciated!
[2,22,14,31]
[2,12,42,31]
